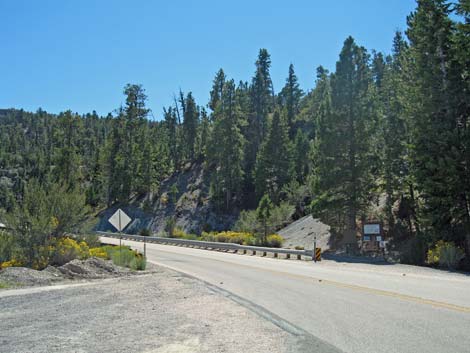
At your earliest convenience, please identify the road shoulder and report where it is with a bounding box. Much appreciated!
[0,265,339,353]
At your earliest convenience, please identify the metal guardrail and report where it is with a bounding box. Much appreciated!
[97,231,314,260]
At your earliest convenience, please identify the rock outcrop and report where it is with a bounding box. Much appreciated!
[95,162,238,235]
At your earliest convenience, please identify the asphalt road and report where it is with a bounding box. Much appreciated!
[101,237,470,353]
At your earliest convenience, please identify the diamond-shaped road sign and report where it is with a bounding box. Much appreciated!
[108,209,132,232]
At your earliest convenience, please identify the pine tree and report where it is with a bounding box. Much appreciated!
[163,106,179,171]
[256,194,273,244]
[53,110,82,189]
[254,110,293,202]
[292,128,310,183]
[102,109,126,205]
[153,122,171,181]
[311,37,377,236]
[209,80,246,210]
[245,49,274,195]
[138,126,157,195]
[406,0,467,244]
[182,92,199,161]
[197,108,211,160]
[454,0,470,258]
[378,32,412,234]
[209,69,226,113]
[123,84,149,197]
[278,64,303,137]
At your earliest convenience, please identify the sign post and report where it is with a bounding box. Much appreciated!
[313,236,317,263]
[143,235,146,257]
[108,209,132,257]
[362,222,382,252]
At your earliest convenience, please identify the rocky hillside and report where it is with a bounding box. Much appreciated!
[278,215,332,250]
[95,162,238,235]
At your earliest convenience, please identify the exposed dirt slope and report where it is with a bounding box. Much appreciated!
[278,215,332,250]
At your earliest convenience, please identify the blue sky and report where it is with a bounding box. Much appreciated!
[0,0,417,119]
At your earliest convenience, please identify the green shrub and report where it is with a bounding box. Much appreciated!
[427,240,465,270]
[234,202,295,236]
[0,281,11,289]
[106,245,146,270]
[140,228,151,237]
[165,217,176,237]
[400,235,427,266]
[268,203,295,230]
[173,227,188,238]
[75,233,101,248]
[170,227,198,240]
[100,245,121,258]
[200,232,216,242]
[110,248,136,268]
[234,210,259,233]
[0,231,17,263]
[130,256,147,270]
[266,234,284,248]
[243,235,257,246]
[215,233,229,243]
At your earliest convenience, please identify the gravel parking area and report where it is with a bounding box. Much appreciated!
[0,266,312,353]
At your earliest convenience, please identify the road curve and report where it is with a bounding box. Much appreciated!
[101,237,470,353]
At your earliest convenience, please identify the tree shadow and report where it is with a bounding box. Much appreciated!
[322,252,393,265]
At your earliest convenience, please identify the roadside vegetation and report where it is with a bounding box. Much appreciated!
[163,194,287,248]
[0,281,11,289]
[168,229,284,249]
[0,181,146,271]
[0,234,146,271]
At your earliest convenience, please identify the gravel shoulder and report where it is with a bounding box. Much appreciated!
[0,265,317,353]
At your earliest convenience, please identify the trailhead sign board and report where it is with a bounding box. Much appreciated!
[108,208,132,232]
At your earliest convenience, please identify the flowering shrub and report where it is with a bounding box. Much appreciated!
[171,227,198,240]
[32,247,52,270]
[426,240,465,270]
[172,227,189,238]
[160,194,169,205]
[0,259,24,270]
[201,231,256,246]
[89,247,109,259]
[266,234,284,248]
[0,237,148,271]
[50,237,90,266]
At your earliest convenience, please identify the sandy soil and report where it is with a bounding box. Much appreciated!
[0,266,311,353]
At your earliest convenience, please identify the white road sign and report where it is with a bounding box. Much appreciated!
[108,209,131,232]
[363,224,381,235]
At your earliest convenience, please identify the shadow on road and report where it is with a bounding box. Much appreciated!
[322,253,392,265]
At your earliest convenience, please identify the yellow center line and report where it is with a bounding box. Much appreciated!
[109,237,470,314]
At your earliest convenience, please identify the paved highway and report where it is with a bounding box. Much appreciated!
[101,237,470,353]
